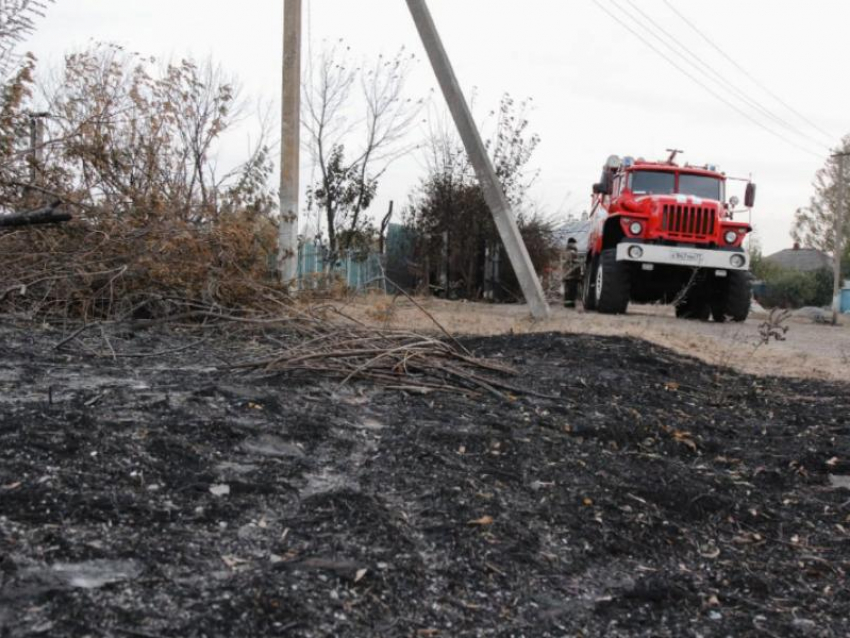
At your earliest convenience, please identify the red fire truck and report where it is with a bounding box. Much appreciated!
[575,152,756,322]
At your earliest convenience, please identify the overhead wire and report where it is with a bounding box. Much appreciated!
[661,0,838,146]
[619,0,829,151]
[589,0,828,160]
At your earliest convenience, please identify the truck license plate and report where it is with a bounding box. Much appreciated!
[670,251,703,265]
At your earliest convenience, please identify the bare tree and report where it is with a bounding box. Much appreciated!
[407,95,552,299]
[21,44,273,222]
[0,0,54,77]
[303,41,423,259]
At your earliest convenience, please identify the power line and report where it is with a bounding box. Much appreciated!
[589,0,827,160]
[618,0,829,151]
[661,0,837,146]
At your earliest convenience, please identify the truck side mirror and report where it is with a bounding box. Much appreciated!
[745,183,757,208]
[593,171,613,196]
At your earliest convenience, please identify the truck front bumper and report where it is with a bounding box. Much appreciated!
[616,243,749,271]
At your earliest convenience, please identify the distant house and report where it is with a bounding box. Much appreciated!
[553,219,592,252]
[763,244,833,273]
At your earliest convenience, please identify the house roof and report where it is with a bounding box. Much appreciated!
[554,220,591,250]
[764,248,833,273]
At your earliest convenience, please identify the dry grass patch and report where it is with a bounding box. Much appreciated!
[342,296,850,383]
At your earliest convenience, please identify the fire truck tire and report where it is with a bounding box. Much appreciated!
[581,256,598,311]
[711,271,751,323]
[595,248,631,314]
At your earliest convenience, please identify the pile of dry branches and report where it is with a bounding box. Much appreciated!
[233,317,525,399]
[42,296,525,399]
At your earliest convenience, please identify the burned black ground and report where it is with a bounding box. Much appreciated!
[1,321,848,637]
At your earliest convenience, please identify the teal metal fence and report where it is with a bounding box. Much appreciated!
[297,242,385,291]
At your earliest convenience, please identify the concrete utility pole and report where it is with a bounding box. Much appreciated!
[832,151,848,325]
[278,0,302,284]
[405,0,551,319]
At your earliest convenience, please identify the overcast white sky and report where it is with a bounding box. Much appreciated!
[23,0,850,254]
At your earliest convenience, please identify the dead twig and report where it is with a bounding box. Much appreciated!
[383,276,472,356]
[54,322,101,351]
[108,336,213,359]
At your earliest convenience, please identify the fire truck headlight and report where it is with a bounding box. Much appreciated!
[628,246,644,260]
[629,222,644,236]
[730,254,746,268]
[724,230,738,245]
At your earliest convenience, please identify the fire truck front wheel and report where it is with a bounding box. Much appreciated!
[595,248,631,314]
[711,270,752,323]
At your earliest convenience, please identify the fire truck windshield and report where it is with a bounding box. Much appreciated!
[679,174,723,200]
[629,171,723,200]
[629,171,675,195]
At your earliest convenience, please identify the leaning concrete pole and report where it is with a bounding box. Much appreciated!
[405,0,550,319]
[278,0,302,283]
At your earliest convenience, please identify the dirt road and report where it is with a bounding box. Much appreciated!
[348,298,850,382]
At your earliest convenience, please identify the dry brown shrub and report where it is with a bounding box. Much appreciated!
[0,210,280,321]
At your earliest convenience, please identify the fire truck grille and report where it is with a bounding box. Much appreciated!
[661,204,716,240]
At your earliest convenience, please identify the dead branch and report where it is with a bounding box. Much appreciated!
[0,201,71,228]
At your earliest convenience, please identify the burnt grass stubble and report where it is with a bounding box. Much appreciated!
[0,321,848,637]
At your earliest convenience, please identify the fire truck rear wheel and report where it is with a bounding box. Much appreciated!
[595,248,631,314]
[711,271,752,323]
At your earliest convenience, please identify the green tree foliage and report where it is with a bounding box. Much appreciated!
[747,235,765,276]
[757,267,834,309]
[306,144,378,259]
[792,135,850,260]
[406,95,557,299]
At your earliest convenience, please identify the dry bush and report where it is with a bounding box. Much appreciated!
[0,210,279,320]
[0,44,285,321]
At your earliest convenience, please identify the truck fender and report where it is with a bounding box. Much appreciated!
[601,216,626,251]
